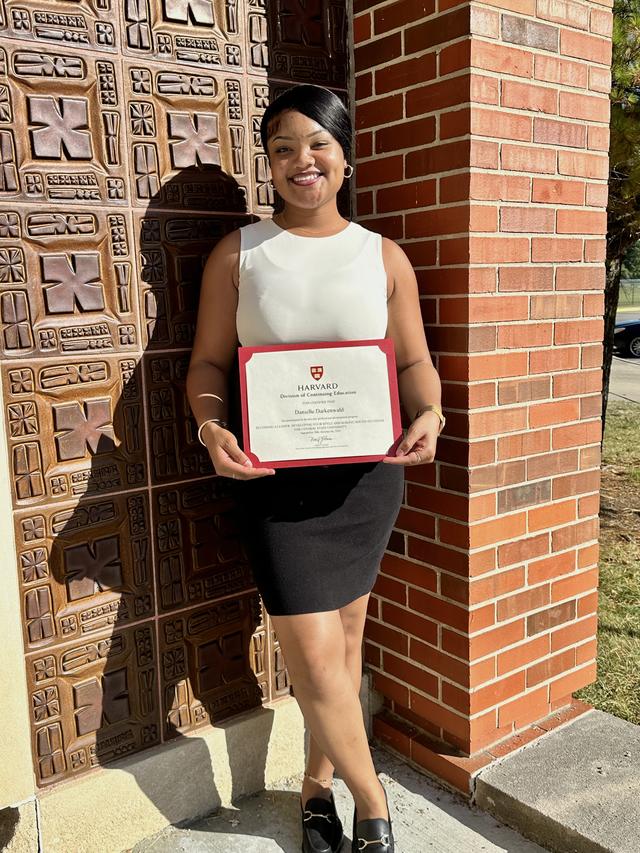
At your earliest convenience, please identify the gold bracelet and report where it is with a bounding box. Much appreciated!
[414,404,445,434]
[197,418,228,446]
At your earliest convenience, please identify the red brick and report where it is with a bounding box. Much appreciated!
[530,346,580,373]
[527,600,576,636]
[560,29,611,66]
[498,685,550,727]
[556,265,604,290]
[560,91,609,123]
[590,8,613,38]
[527,647,576,687]
[383,551,437,589]
[377,179,436,213]
[548,661,597,702]
[409,691,470,741]
[440,39,473,76]
[471,39,534,78]
[527,448,579,479]
[407,76,472,117]
[556,209,608,235]
[470,75,499,106]
[408,588,469,632]
[497,634,550,676]
[533,116,587,148]
[382,601,439,646]
[365,617,409,655]
[497,584,550,622]
[411,638,469,687]
[353,13,371,44]
[471,619,526,661]
[499,533,549,568]
[470,567,526,604]
[528,498,577,531]
[499,266,554,291]
[552,420,602,449]
[532,237,583,262]
[357,154,404,187]
[551,567,599,603]
[472,107,532,141]
[550,614,597,652]
[374,0,437,34]
[355,32,402,71]
[558,150,609,180]
[537,0,589,29]
[470,671,526,714]
[500,206,555,232]
[528,549,577,585]
[498,372,551,400]
[383,651,439,697]
[470,172,531,200]
[532,178,585,205]
[373,572,407,605]
[577,542,599,570]
[376,116,436,154]
[502,79,558,114]
[531,293,581,319]
[534,54,588,88]
[372,670,409,707]
[577,590,598,618]
[552,468,600,500]
[501,144,556,173]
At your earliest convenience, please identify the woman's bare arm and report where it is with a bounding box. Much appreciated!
[186,229,240,428]
[383,237,442,424]
[185,228,274,478]
[381,237,443,464]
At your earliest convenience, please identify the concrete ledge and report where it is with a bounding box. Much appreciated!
[474,709,640,853]
[37,697,304,853]
[0,801,38,853]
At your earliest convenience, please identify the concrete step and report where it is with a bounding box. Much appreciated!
[474,709,640,853]
[132,744,548,852]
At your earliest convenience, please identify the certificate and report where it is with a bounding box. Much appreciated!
[238,338,402,468]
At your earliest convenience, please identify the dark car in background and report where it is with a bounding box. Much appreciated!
[614,318,640,358]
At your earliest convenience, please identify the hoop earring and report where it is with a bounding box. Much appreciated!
[344,164,354,178]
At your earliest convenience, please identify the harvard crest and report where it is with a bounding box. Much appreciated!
[310,365,323,380]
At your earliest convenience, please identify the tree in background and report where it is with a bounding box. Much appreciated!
[604,2,640,427]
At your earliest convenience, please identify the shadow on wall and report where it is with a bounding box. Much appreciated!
[45,164,276,825]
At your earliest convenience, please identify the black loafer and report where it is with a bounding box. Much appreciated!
[301,791,344,853]
[351,782,393,852]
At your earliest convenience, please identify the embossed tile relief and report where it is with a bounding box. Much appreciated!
[0,0,349,786]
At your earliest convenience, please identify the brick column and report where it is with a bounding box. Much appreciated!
[354,0,611,793]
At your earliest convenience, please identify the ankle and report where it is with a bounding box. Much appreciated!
[354,779,388,822]
[302,770,333,806]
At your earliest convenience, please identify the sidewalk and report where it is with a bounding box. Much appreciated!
[131,744,548,853]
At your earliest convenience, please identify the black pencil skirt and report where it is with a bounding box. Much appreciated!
[229,460,405,615]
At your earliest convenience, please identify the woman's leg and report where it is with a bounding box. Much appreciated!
[301,593,370,805]
[271,596,387,821]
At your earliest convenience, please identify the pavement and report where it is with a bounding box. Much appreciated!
[476,709,640,853]
[609,355,640,404]
[131,744,548,853]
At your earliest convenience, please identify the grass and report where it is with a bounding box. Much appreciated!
[574,401,640,724]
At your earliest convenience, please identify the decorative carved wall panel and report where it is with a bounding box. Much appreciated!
[0,0,348,787]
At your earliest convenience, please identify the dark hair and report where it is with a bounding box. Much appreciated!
[260,84,352,162]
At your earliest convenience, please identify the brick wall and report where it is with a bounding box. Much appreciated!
[354,0,611,786]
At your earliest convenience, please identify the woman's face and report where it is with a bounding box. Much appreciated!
[266,109,347,211]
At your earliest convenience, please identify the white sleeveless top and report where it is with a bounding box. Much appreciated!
[236,218,388,346]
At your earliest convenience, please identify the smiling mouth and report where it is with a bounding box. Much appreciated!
[290,173,323,186]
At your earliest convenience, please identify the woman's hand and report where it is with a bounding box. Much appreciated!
[202,422,275,479]
[382,410,441,466]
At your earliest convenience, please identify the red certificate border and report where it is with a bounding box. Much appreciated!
[238,338,403,468]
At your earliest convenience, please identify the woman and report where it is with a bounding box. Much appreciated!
[186,84,444,853]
